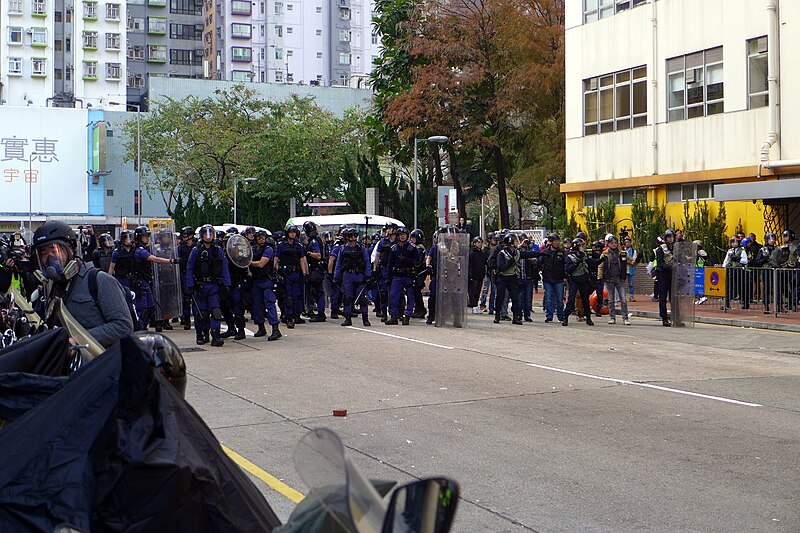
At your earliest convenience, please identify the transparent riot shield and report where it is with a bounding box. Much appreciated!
[226,234,253,269]
[671,241,697,328]
[435,232,469,328]
[151,223,183,321]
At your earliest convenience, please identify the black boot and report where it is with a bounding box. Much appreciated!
[402,315,410,325]
[662,318,672,327]
[234,328,246,340]
[268,324,282,341]
[287,317,295,329]
[330,310,339,319]
[385,315,399,325]
[562,316,569,326]
[309,312,326,323]
[585,316,594,326]
[155,321,163,332]
[183,317,192,330]
[341,316,353,326]
[426,315,434,325]
[254,324,267,337]
[210,329,224,346]
[233,315,246,340]
[512,316,523,325]
[196,330,206,345]
[362,314,371,326]
[203,329,210,344]
[294,316,306,324]
[163,321,173,330]
[221,323,237,338]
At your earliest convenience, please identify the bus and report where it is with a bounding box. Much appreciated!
[285,214,405,237]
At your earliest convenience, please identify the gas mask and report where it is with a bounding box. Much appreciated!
[36,241,80,282]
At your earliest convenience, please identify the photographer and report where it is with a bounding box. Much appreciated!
[0,238,37,298]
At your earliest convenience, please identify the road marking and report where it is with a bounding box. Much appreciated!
[525,363,762,407]
[221,443,305,503]
[346,326,455,349]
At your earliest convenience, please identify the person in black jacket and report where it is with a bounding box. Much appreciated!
[468,237,486,314]
[494,235,537,325]
[563,238,594,327]
[538,234,566,323]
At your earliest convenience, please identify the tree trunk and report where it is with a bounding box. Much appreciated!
[493,146,511,229]
[431,148,444,187]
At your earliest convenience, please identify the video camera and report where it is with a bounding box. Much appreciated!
[0,236,34,273]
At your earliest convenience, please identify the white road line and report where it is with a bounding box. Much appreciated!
[525,363,762,407]
[346,326,455,350]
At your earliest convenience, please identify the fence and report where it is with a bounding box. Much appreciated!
[694,266,799,318]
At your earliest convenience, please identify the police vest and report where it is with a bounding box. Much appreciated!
[113,247,134,279]
[251,245,274,279]
[727,248,743,267]
[280,242,304,269]
[392,243,417,275]
[94,249,113,273]
[656,243,674,267]
[178,242,195,274]
[131,246,153,282]
[341,244,366,273]
[195,245,224,282]
[378,238,393,268]
[498,249,520,277]
[306,236,324,270]
[567,252,589,277]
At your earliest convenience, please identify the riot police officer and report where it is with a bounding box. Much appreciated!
[562,238,594,327]
[654,229,676,326]
[328,233,345,319]
[753,233,778,313]
[373,222,398,321]
[386,227,423,325]
[186,224,231,346]
[493,234,537,325]
[91,233,115,273]
[220,231,250,340]
[275,225,308,329]
[250,230,282,340]
[303,221,327,322]
[410,229,428,318]
[334,228,372,326]
[177,226,196,329]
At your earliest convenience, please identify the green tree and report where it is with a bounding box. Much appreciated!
[583,199,617,242]
[631,194,668,262]
[682,201,728,265]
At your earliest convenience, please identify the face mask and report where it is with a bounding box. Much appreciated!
[37,242,78,281]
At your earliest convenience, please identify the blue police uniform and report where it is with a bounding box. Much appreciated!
[187,242,231,344]
[221,252,248,339]
[131,246,156,330]
[178,240,196,327]
[328,241,343,317]
[375,236,395,319]
[305,236,327,320]
[251,244,280,329]
[334,242,372,321]
[387,240,422,322]
[276,239,305,324]
[426,244,438,324]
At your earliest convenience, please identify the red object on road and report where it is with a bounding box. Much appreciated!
[333,409,348,417]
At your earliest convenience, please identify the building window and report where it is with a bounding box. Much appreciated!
[315,5,321,12]
[339,29,350,42]
[106,32,121,49]
[83,1,97,19]
[339,74,348,85]
[287,3,293,9]
[605,189,642,206]
[316,51,322,59]
[316,29,322,36]
[32,57,47,76]
[31,27,47,46]
[83,30,98,49]
[286,72,293,82]
[147,44,167,62]
[231,0,250,14]
[232,70,250,82]
[55,68,62,79]
[170,0,201,15]
[748,36,768,109]
[127,70,145,87]
[583,192,596,208]
[8,57,23,75]
[55,39,62,50]
[170,23,203,40]
[584,0,645,23]
[32,0,46,15]
[231,23,251,38]
[339,53,351,65]
[8,26,23,44]
[260,1,264,13]
[339,6,350,19]
[127,44,145,59]
[583,66,647,135]
[275,25,282,37]
[128,16,145,31]
[170,48,200,65]
[9,0,23,13]
[667,47,724,122]
[275,70,283,82]
[275,48,283,59]
[83,60,98,79]
[371,31,379,44]
[231,46,251,62]
[133,190,140,216]
[286,26,292,33]
[66,37,70,51]
[148,17,167,34]
[106,3,120,19]
[274,1,283,13]
[668,183,716,202]
[286,49,293,57]
[106,62,121,79]
[107,189,114,196]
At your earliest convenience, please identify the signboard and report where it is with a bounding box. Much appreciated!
[704,267,726,297]
[694,267,705,297]
[0,107,89,214]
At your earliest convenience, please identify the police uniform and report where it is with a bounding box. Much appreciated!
[178,239,196,328]
[374,235,396,320]
[305,234,327,321]
[334,240,372,325]
[222,248,249,339]
[328,238,344,318]
[92,246,114,274]
[563,248,594,326]
[386,239,422,324]
[654,240,675,325]
[276,238,305,326]
[251,241,282,339]
[129,245,156,330]
[187,242,231,345]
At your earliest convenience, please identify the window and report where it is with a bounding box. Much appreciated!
[316,51,322,59]
[315,5,321,12]
[83,60,98,79]
[605,189,641,206]
[128,16,144,31]
[231,46,251,61]
[232,70,250,82]
[9,0,23,13]
[8,26,23,44]
[274,1,283,13]
[260,1,264,13]
[83,1,97,18]
[127,70,145,87]
[106,62,121,79]
[339,6,349,19]
[339,74,348,85]
[286,72,293,82]
[275,48,283,59]
[286,26,292,33]
[275,25,282,37]
[170,0,201,14]
[31,27,47,46]
[339,29,350,42]
[55,68,62,79]
[584,0,645,23]
[315,29,322,36]
[231,0,250,14]
[149,0,167,5]
[671,183,716,202]
[286,49,293,57]
[170,23,203,40]
[287,3,292,9]
[107,189,114,196]
[106,32,121,49]
[584,66,647,135]
[32,57,47,75]
[170,48,200,65]
[32,0,46,15]
[748,36,768,109]
[55,39,62,50]
[667,47,724,122]
[275,70,283,82]
[127,44,145,59]
[339,53,351,65]
[583,192,596,208]
[148,17,167,34]
[231,23,251,38]
[83,31,98,48]
[106,3,120,19]
[371,31,379,44]
[147,44,167,62]
[66,37,70,51]
[8,57,23,74]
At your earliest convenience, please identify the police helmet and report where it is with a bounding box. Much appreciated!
[563,238,573,246]
[396,226,409,236]
[98,232,114,248]
[575,231,587,241]
[607,235,618,244]
[255,229,268,239]
[286,224,300,238]
[274,230,286,241]
[765,232,777,244]
[303,221,318,236]
[729,235,741,244]
[572,238,585,248]
[472,236,483,245]
[134,225,151,242]
[226,226,239,234]
[502,235,516,246]
[439,224,457,235]
[783,229,796,241]
[548,233,561,242]
[487,232,497,241]
[322,230,333,241]
[215,230,225,241]
[384,221,399,230]
[592,240,603,249]
[243,226,256,237]
[181,226,195,238]
[199,224,215,240]
[372,232,382,242]
[131,332,187,397]
[664,229,676,239]
[344,227,359,239]
[410,229,424,243]
[119,230,134,245]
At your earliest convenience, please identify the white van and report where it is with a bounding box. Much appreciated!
[285,214,405,237]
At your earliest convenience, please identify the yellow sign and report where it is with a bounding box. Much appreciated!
[121,217,128,230]
[704,267,726,297]
[148,218,173,231]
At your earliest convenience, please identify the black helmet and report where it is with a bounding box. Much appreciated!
[607,235,618,243]
[576,231,587,241]
[765,232,777,244]
[215,230,225,240]
[344,227,358,238]
[226,226,239,234]
[592,240,603,249]
[32,221,77,260]
[548,233,560,242]
[286,224,299,238]
[98,232,114,248]
[243,226,256,237]
[131,332,187,397]
[303,220,318,236]
[255,229,268,239]
[783,229,796,240]
[410,229,424,243]
[265,236,276,248]
[396,226,409,236]
[322,230,333,241]
[563,238,573,246]
[384,221,399,230]
[502,234,516,246]
[439,224,457,235]
[181,226,194,237]
[487,232,497,241]
[471,236,483,245]
[134,226,151,243]
[572,238,586,248]
[199,224,215,240]
[119,229,134,244]
[664,229,676,239]
[274,230,286,241]
[372,232,381,242]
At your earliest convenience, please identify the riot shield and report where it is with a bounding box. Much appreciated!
[151,223,183,321]
[226,234,253,269]
[671,241,697,328]
[435,232,469,328]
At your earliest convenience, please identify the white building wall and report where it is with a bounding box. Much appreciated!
[1,0,55,106]
[566,0,800,184]
[73,0,127,106]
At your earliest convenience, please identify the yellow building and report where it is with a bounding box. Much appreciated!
[563,0,800,241]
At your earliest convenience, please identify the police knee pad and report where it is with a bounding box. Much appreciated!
[212,307,223,321]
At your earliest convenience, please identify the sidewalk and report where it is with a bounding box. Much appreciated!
[627,297,800,333]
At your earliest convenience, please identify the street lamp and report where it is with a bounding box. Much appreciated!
[413,135,449,230]
[109,101,141,224]
[233,176,257,225]
[28,153,37,236]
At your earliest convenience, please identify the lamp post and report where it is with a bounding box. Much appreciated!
[233,176,257,225]
[109,101,141,224]
[28,153,37,236]
[413,135,449,231]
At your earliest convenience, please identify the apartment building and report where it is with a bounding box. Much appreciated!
[563,0,800,239]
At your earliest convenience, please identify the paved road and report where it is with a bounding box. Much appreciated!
[170,312,800,532]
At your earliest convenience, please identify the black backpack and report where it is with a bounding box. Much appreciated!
[87,267,141,331]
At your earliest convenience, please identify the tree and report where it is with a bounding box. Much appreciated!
[682,201,728,265]
[631,194,668,262]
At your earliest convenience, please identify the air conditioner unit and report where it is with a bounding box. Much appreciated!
[26,28,34,34]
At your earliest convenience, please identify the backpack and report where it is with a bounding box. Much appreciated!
[87,267,141,331]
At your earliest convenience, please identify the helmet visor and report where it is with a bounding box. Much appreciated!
[199,226,214,239]
[37,241,71,271]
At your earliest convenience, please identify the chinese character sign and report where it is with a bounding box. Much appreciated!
[0,107,89,214]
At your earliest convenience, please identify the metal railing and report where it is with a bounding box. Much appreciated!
[694,266,799,317]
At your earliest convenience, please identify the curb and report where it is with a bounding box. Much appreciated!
[629,309,800,333]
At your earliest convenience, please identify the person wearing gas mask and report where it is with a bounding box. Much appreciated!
[31,220,133,348]
[186,224,232,346]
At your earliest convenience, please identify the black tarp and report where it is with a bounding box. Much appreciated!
[0,327,71,376]
[0,335,282,532]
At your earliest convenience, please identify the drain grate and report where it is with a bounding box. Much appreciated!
[179,347,207,353]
